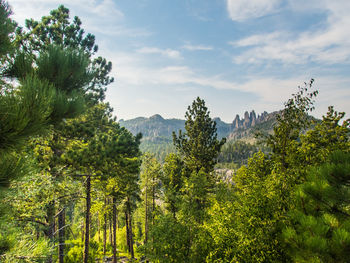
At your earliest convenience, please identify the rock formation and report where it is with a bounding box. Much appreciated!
[230,110,271,131]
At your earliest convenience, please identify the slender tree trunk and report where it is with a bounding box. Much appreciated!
[47,200,55,263]
[113,196,117,263]
[58,208,66,263]
[128,202,134,259]
[152,183,155,227]
[83,174,91,263]
[152,183,155,246]
[103,198,107,256]
[172,204,176,220]
[109,216,113,244]
[97,212,101,243]
[144,189,148,244]
[81,221,84,243]
[125,210,130,254]
[116,212,119,230]
[36,226,40,240]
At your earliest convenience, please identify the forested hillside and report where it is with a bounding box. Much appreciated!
[1,2,350,263]
[120,111,276,162]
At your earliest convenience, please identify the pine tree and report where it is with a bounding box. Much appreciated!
[162,153,184,218]
[15,5,114,103]
[284,151,350,262]
[1,2,94,191]
[172,97,225,175]
[0,0,15,61]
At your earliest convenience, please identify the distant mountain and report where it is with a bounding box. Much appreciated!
[119,111,277,160]
[119,111,276,141]
[119,114,185,139]
[228,111,278,142]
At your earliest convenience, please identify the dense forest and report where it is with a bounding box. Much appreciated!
[1,2,350,263]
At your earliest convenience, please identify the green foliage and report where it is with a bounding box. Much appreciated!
[142,214,190,263]
[0,153,30,190]
[0,0,15,61]
[263,79,317,169]
[139,137,175,161]
[65,239,102,263]
[173,97,226,174]
[6,44,93,123]
[217,140,262,167]
[140,153,162,222]
[207,152,291,262]
[204,81,324,262]
[0,4,138,263]
[162,153,184,217]
[1,235,52,262]
[284,151,350,262]
[181,169,210,224]
[16,4,114,103]
[298,106,350,166]
[0,75,54,153]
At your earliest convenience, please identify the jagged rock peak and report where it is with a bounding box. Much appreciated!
[250,110,256,120]
[244,111,250,120]
[232,110,269,130]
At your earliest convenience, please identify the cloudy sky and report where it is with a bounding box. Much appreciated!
[8,0,350,122]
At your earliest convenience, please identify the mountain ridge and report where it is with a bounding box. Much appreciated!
[119,111,277,160]
[119,110,277,140]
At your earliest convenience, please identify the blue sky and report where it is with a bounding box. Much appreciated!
[9,0,350,122]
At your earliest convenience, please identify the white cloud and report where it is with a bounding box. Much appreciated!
[230,0,350,65]
[227,0,281,21]
[232,32,288,47]
[10,0,123,24]
[7,0,152,38]
[106,50,348,107]
[137,47,182,59]
[182,44,213,51]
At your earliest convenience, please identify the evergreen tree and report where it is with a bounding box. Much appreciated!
[284,151,350,262]
[172,97,225,175]
[0,3,92,192]
[15,5,113,103]
[162,153,184,218]
[0,0,15,62]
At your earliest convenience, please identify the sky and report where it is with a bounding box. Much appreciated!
[8,0,350,123]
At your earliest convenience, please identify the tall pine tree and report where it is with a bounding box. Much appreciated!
[172,97,225,175]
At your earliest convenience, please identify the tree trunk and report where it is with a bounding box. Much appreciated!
[46,200,55,263]
[128,205,134,259]
[152,184,155,245]
[113,196,117,263]
[83,174,91,263]
[103,198,107,256]
[109,198,113,245]
[152,183,155,227]
[144,189,148,244]
[109,216,113,244]
[97,212,101,243]
[125,210,130,254]
[58,208,66,263]
[81,221,84,243]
